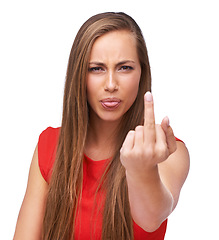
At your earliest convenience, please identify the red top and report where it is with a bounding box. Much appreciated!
[38,127,182,239]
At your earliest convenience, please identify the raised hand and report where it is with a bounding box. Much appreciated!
[120,91,177,178]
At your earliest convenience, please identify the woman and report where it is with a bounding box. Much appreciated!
[14,12,190,240]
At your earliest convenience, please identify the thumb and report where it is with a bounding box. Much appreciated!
[161,116,177,155]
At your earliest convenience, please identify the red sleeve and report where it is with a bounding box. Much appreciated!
[175,137,184,143]
[38,127,60,183]
[133,219,167,239]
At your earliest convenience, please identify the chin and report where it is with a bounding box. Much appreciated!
[101,115,122,122]
[89,105,128,123]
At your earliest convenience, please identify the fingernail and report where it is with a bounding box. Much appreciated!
[165,116,170,126]
[145,91,153,102]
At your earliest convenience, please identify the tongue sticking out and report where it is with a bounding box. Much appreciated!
[101,101,121,110]
[103,102,119,107]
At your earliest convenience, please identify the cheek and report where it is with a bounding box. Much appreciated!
[86,82,94,108]
[86,76,99,103]
[124,72,141,103]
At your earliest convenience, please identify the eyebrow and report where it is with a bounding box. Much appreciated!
[89,60,135,67]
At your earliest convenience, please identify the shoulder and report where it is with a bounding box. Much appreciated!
[38,126,60,160]
[38,127,60,183]
[39,126,60,143]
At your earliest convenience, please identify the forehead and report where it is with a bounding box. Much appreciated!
[89,30,139,62]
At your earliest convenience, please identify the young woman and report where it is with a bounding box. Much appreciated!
[13,12,190,240]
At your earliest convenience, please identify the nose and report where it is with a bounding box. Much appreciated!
[104,71,118,92]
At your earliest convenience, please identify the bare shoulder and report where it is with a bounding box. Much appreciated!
[158,141,190,209]
[13,144,48,240]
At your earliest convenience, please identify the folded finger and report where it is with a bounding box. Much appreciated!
[133,126,144,148]
[121,130,135,152]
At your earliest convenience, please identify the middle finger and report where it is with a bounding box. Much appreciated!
[144,92,156,145]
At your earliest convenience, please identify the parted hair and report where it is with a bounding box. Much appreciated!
[42,12,151,240]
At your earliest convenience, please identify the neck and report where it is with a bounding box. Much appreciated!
[85,115,121,160]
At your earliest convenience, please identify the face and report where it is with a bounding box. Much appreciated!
[86,30,141,123]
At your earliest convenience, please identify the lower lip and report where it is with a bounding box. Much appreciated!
[101,101,121,110]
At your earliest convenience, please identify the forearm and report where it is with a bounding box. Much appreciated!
[126,166,174,232]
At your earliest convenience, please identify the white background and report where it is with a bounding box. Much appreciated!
[1,0,218,239]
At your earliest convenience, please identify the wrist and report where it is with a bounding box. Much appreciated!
[125,165,160,187]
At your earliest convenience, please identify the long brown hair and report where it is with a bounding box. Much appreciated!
[42,12,151,240]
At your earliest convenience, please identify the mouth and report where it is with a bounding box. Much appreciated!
[100,98,121,110]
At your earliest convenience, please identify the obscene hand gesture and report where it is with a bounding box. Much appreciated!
[120,92,177,178]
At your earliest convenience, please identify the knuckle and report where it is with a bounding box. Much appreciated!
[156,144,168,159]
[129,130,135,134]
[155,124,162,131]
[135,125,144,131]
[166,126,174,138]
[120,148,131,159]
[134,148,143,158]
[128,130,135,136]
[144,146,155,159]
[170,142,177,154]
[145,122,155,129]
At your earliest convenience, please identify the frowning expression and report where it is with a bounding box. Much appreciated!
[86,30,141,123]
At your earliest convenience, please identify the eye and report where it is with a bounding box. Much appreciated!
[88,67,104,72]
[119,66,134,71]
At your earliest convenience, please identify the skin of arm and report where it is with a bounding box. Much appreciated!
[120,92,190,232]
[13,145,48,240]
